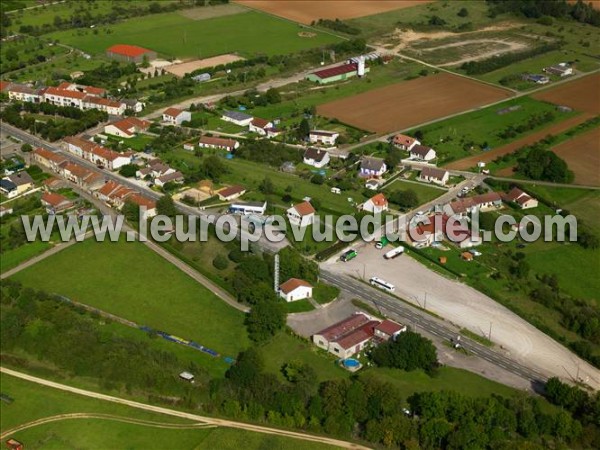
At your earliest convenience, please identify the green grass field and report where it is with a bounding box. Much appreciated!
[384,179,446,206]
[10,238,249,358]
[0,240,52,273]
[409,96,579,164]
[48,11,340,59]
[0,374,336,450]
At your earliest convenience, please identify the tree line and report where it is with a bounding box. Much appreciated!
[487,0,600,27]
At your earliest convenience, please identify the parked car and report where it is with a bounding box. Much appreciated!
[468,249,482,257]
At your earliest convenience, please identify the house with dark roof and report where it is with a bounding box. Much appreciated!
[359,157,387,178]
[419,167,449,186]
[410,145,437,161]
[6,172,34,196]
[279,278,313,302]
[162,107,191,126]
[287,200,316,227]
[309,130,339,147]
[303,148,330,168]
[221,110,253,127]
[0,178,18,198]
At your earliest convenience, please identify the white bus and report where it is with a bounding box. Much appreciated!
[384,246,405,260]
[370,277,395,292]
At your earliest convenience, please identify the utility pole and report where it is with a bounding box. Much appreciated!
[424,292,427,310]
[489,322,493,341]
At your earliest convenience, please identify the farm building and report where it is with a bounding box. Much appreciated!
[287,200,316,227]
[503,187,538,209]
[361,193,388,214]
[106,44,156,63]
[306,61,369,84]
[303,147,330,168]
[410,145,437,161]
[229,201,267,215]
[162,107,191,125]
[198,135,239,151]
[309,130,339,146]
[419,167,449,186]
[543,63,573,77]
[104,117,150,138]
[391,133,420,150]
[279,278,313,302]
[359,157,387,178]
[218,185,246,201]
[192,73,211,83]
[313,313,381,359]
[221,110,253,126]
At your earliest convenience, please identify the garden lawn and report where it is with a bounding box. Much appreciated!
[48,11,341,59]
[10,238,249,358]
[384,179,446,206]
[284,299,315,313]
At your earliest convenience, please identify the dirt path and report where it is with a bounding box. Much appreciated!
[1,367,370,450]
[435,40,528,67]
[1,413,214,440]
[445,113,593,170]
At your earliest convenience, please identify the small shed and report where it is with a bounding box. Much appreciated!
[179,371,195,383]
[461,252,473,261]
[6,439,24,450]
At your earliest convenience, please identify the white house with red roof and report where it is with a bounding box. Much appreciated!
[309,130,339,147]
[361,193,388,214]
[503,187,538,209]
[313,313,379,359]
[42,82,126,115]
[32,147,68,173]
[279,278,313,302]
[104,117,150,138]
[218,185,246,201]
[287,200,316,227]
[248,117,273,136]
[198,135,239,151]
[374,320,406,341]
[391,134,420,151]
[162,107,191,126]
[41,192,73,213]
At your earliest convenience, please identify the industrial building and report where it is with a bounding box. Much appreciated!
[106,44,157,63]
[306,59,369,84]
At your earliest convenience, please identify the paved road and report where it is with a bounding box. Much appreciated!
[1,123,287,254]
[1,367,368,450]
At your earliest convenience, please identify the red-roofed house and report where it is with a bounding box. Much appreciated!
[106,44,156,63]
[104,117,151,138]
[279,278,313,302]
[361,193,388,214]
[198,135,239,151]
[503,187,538,209]
[391,134,420,151]
[32,147,67,172]
[127,193,157,219]
[90,146,131,170]
[41,191,73,213]
[313,313,380,359]
[444,192,503,217]
[218,185,246,201]
[248,117,273,136]
[162,107,191,125]
[374,320,406,341]
[287,200,315,227]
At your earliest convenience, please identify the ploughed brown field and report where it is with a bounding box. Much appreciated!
[235,1,432,24]
[445,114,593,170]
[551,127,600,186]
[533,72,600,115]
[317,73,513,133]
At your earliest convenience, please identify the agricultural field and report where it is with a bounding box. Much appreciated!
[550,127,600,186]
[10,238,249,359]
[533,72,600,115]
[0,36,69,76]
[48,10,341,59]
[236,0,432,25]
[317,72,513,134]
[403,95,578,166]
[0,374,336,450]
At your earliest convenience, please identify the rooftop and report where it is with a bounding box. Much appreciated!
[107,44,153,58]
[279,278,313,294]
[311,63,359,79]
[290,200,316,216]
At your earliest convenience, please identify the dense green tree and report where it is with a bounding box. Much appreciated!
[371,331,438,372]
[245,299,286,342]
[156,194,177,217]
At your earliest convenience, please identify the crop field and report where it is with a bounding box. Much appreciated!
[236,0,432,25]
[533,73,600,115]
[10,238,249,359]
[550,127,600,186]
[317,73,513,134]
[48,10,341,59]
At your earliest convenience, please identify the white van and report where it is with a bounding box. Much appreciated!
[384,246,405,260]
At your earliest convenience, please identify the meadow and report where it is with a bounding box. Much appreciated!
[48,11,341,59]
[10,238,249,358]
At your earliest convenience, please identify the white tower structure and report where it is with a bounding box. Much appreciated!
[357,56,366,77]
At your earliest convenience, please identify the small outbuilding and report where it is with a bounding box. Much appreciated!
[279,278,313,302]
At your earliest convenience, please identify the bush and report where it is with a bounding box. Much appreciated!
[213,254,229,270]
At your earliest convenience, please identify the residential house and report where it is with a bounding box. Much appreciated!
[543,63,573,77]
[362,193,388,214]
[359,157,387,178]
[42,82,126,115]
[374,320,406,341]
[419,167,449,186]
[7,84,44,103]
[95,180,121,202]
[127,193,157,219]
[309,130,339,147]
[503,187,538,209]
[63,136,97,159]
[89,146,131,170]
[221,110,253,126]
[0,179,18,198]
[148,160,174,178]
[122,98,145,113]
[407,214,445,248]
[248,117,273,136]
[218,185,246,201]
[108,185,134,209]
[104,117,150,139]
[162,107,191,125]
[391,134,420,151]
[41,191,73,213]
[279,278,313,302]
[61,163,104,190]
[365,179,383,190]
[287,201,315,227]
[155,171,184,187]
[32,147,67,173]
[198,135,239,152]
[410,145,436,161]
[303,147,330,168]
[7,172,34,195]
[444,192,503,217]
[0,205,13,217]
[313,313,380,359]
